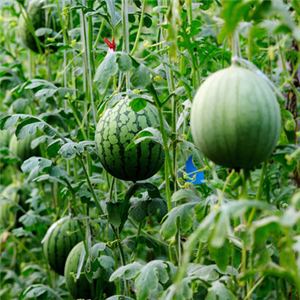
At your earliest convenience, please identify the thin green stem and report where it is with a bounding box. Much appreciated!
[122,0,130,90]
[217,169,235,207]
[247,162,267,226]
[93,19,106,49]
[77,155,104,215]
[244,276,265,300]
[146,84,173,210]
[130,0,146,56]
[55,0,69,47]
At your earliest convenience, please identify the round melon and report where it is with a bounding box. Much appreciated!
[95,99,165,182]
[190,65,281,169]
[43,217,81,276]
[64,241,92,300]
[19,0,59,53]
[19,0,46,53]
[9,133,40,162]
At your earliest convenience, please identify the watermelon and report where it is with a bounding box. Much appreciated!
[95,99,165,182]
[64,241,93,300]
[0,184,17,229]
[19,0,59,53]
[190,65,281,169]
[43,217,81,276]
[0,129,11,147]
[9,133,40,163]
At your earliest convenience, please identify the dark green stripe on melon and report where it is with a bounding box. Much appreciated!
[64,241,92,300]
[43,218,81,275]
[95,99,165,182]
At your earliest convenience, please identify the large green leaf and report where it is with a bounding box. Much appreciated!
[160,202,197,240]
[205,281,236,300]
[94,52,118,94]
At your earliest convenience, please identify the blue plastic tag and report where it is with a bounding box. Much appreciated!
[185,155,204,184]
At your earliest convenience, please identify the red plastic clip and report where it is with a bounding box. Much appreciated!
[104,38,116,51]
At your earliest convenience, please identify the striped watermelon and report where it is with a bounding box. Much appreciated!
[64,241,93,300]
[9,133,40,163]
[19,0,46,53]
[95,99,165,182]
[43,217,81,276]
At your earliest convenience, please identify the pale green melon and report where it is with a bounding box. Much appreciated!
[190,65,281,169]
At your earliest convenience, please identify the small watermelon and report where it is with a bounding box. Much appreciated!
[43,217,81,276]
[95,99,165,182]
[64,241,93,300]
[9,133,40,163]
[190,65,281,169]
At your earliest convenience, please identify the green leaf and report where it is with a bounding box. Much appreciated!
[105,0,121,27]
[187,264,219,281]
[99,255,115,270]
[109,262,143,281]
[131,64,152,88]
[106,296,135,300]
[117,53,132,72]
[47,139,63,157]
[129,199,148,223]
[0,0,13,8]
[89,243,107,262]
[19,284,62,300]
[205,281,236,300]
[19,210,51,227]
[35,88,57,99]
[34,174,68,186]
[107,201,128,228]
[21,157,53,181]
[129,98,147,112]
[35,28,53,36]
[209,210,230,248]
[126,127,164,150]
[58,141,84,160]
[218,1,253,42]
[94,52,118,94]
[291,0,300,15]
[135,261,170,300]
[171,189,201,203]
[160,202,197,240]
[208,239,232,272]
[148,198,168,222]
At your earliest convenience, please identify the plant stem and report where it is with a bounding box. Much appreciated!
[244,276,265,300]
[247,161,267,226]
[122,0,130,90]
[77,155,104,215]
[130,0,146,56]
[146,84,173,211]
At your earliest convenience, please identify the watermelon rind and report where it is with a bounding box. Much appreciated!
[190,65,281,169]
[43,217,81,276]
[95,99,165,182]
[64,241,93,300]
[9,133,40,163]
